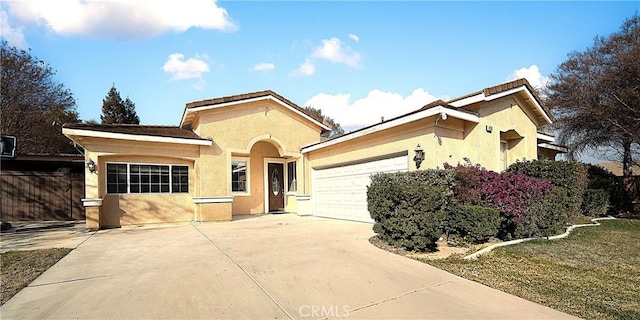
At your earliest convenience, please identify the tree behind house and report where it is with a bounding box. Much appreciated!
[0,41,80,154]
[101,85,140,124]
[304,106,345,139]
[545,15,639,178]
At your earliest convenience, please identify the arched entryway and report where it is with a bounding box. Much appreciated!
[231,138,293,215]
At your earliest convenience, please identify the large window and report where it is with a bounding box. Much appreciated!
[287,161,297,193]
[231,160,247,193]
[106,163,189,194]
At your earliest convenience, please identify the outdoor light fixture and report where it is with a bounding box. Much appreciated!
[413,144,425,169]
[87,158,97,174]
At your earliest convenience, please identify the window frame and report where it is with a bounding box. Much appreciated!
[105,162,190,195]
[231,157,250,195]
[286,160,297,194]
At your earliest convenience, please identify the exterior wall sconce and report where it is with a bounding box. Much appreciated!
[413,144,425,169]
[87,158,97,174]
[486,125,493,133]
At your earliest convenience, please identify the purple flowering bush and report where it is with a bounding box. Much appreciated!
[445,162,556,239]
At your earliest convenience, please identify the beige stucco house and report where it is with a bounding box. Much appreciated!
[63,79,566,229]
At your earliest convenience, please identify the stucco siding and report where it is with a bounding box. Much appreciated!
[101,193,193,227]
[469,97,539,171]
[80,143,199,228]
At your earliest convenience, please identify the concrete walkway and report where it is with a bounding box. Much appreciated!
[0,221,94,253]
[0,215,578,319]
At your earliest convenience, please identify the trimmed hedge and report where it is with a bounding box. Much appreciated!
[507,160,588,219]
[518,187,570,238]
[367,170,454,251]
[442,204,501,244]
[581,189,610,216]
[447,163,554,239]
[367,160,587,251]
[585,164,631,214]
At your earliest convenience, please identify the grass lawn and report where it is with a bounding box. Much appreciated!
[1,248,72,305]
[419,219,640,320]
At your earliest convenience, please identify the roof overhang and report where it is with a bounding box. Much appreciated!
[536,133,555,143]
[449,85,552,125]
[301,105,479,153]
[537,142,569,153]
[62,128,213,146]
[181,95,331,131]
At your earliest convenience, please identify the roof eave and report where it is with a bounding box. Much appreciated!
[62,128,212,146]
[301,105,479,153]
[449,86,553,125]
[181,94,330,131]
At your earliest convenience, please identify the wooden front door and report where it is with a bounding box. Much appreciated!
[268,163,285,212]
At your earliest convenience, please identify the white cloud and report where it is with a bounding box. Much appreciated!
[508,65,550,89]
[303,88,442,129]
[162,53,210,81]
[348,33,359,42]
[5,0,236,39]
[253,62,275,71]
[312,37,361,67]
[1,10,28,48]
[291,59,315,77]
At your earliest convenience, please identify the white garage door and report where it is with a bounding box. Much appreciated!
[312,154,408,223]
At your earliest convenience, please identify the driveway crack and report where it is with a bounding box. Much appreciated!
[343,280,457,318]
[192,224,295,320]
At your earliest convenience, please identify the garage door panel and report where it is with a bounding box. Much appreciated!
[313,155,408,223]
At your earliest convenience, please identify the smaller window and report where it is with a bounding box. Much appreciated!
[172,166,189,193]
[106,163,127,194]
[232,160,247,192]
[287,161,297,193]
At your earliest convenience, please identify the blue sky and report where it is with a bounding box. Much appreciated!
[1,1,637,156]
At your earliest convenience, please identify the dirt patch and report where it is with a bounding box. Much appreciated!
[369,235,501,260]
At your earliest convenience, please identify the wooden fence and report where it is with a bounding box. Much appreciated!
[1,171,84,221]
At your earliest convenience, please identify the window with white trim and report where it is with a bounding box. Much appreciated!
[231,160,248,193]
[106,163,189,194]
[287,161,297,193]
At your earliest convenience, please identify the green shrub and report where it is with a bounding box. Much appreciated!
[368,170,454,251]
[516,187,570,238]
[442,204,501,244]
[507,160,588,219]
[585,164,631,214]
[582,189,610,216]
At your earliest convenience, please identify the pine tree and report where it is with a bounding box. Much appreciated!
[100,85,140,124]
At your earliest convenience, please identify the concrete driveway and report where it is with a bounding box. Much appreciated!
[0,215,577,319]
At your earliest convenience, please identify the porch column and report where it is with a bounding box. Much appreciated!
[81,198,103,230]
[193,197,234,222]
[295,195,312,216]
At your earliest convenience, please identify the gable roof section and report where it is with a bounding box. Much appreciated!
[301,104,479,153]
[181,90,331,131]
[62,123,212,146]
[448,78,553,125]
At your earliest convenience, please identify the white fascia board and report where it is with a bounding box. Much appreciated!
[537,133,555,142]
[538,143,569,153]
[183,95,331,131]
[62,128,212,146]
[301,106,479,153]
[450,87,552,125]
[448,94,484,108]
[193,196,233,204]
